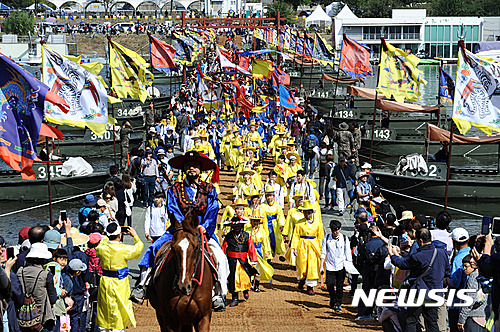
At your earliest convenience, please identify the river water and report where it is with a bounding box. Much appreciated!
[0,63,490,245]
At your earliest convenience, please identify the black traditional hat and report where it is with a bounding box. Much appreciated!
[168,150,217,172]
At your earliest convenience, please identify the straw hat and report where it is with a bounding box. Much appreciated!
[361,163,372,170]
[292,191,305,201]
[241,168,255,176]
[248,121,257,128]
[243,146,257,153]
[399,210,414,222]
[298,200,315,211]
[339,122,349,130]
[286,152,300,162]
[196,130,209,138]
[287,139,296,146]
[232,198,249,208]
[61,227,90,246]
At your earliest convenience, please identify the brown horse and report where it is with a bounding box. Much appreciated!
[149,209,214,332]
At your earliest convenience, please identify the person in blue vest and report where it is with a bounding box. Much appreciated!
[131,151,229,311]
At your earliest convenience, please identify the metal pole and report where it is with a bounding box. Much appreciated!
[107,36,118,166]
[307,32,316,94]
[45,140,53,223]
[370,38,384,164]
[444,121,454,210]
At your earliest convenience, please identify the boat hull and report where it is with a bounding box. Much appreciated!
[372,170,500,201]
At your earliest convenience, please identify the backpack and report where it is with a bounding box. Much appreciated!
[305,135,316,155]
[18,270,43,332]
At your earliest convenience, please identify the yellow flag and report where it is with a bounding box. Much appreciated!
[108,38,153,103]
[377,39,427,103]
[252,59,275,79]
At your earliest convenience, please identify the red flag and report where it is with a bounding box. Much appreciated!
[238,56,251,72]
[274,67,290,85]
[339,34,373,79]
[148,33,178,74]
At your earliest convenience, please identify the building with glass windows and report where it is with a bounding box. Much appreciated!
[333,6,486,59]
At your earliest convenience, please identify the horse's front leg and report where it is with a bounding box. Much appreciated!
[195,314,211,332]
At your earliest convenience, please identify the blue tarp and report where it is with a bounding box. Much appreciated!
[0,2,11,10]
[475,41,500,53]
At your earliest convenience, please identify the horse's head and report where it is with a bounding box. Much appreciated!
[170,209,201,296]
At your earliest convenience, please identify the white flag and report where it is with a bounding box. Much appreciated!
[42,44,113,136]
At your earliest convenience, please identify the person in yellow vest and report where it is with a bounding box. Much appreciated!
[285,152,302,181]
[261,186,286,259]
[274,154,289,187]
[95,222,144,330]
[283,193,305,266]
[291,200,325,296]
[245,216,274,292]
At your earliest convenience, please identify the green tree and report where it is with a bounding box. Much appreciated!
[266,1,294,21]
[2,11,34,35]
[3,0,33,9]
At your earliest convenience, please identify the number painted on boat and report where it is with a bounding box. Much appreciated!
[337,110,354,118]
[428,164,438,177]
[37,165,63,179]
[116,106,142,117]
[91,131,112,140]
[374,129,391,140]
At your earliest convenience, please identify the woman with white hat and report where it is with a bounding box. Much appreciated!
[18,243,58,331]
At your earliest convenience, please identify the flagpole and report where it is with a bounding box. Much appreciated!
[331,35,342,118]
[147,33,156,113]
[299,30,307,96]
[40,41,53,221]
[307,32,317,95]
[107,35,117,167]
[45,140,53,223]
[444,37,465,210]
[369,37,384,164]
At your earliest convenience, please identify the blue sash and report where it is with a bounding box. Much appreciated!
[102,267,129,280]
[267,215,277,249]
[300,236,316,239]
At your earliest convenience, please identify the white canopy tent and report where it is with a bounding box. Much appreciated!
[305,5,332,27]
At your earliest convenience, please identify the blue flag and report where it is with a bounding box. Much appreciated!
[279,84,302,113]
[439,67,455,106]
[0,53,69,179]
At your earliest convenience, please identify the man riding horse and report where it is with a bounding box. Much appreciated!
[132,150,229,311]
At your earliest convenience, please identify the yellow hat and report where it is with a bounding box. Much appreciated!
[264,186,276,195]
[246,189,262,198]
[243,146,257,153]
[287,139,296,145]
[241,168,255,176]
[292,191,305,201]
[232,126,240,132]
[286,152,300,162]
[298,200,315,211]
[232,198,249,208]
[197,130,209,138]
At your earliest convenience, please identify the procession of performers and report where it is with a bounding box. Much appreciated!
[131,117,326,310]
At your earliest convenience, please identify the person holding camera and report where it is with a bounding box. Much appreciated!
[389,228,451,332]
[320,220,352,312]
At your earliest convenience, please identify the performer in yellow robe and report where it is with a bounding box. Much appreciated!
[268,127,287,159]
[221,129,234,170]
[195,130,215,160]
[261,186,286,257]
[245,217,274,290]
[244,190,268,236]
[238,169,260,196]
[230,130,243,168]
[283,193,305,266]
[95,224,144,330]
[274,155,289,187]
[285,152,303,181]
[246,122,264,153]
[290,200,325,296]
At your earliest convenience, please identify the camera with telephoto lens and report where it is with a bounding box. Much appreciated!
[476,275,493,293]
